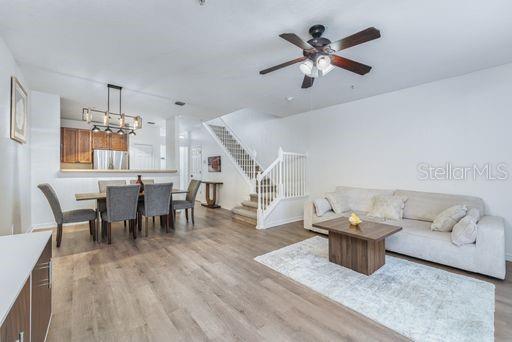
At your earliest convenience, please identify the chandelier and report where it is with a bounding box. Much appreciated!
[81,84,142,135]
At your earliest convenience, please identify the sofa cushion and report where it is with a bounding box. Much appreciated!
[335,186,394,212]
[451,208,480,246]
[431,205,467,232]
[395,189,485,222]
[313,198,332,217]
[325,192,350,214]
[368,195,407,221]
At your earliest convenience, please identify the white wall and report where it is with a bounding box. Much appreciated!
[0,37,31,235]
[189,125,249,210]
[226,63,512,258]
[31,92,179,228]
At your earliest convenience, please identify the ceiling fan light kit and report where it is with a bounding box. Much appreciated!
[260,24,381,88]
[81,84,143,135]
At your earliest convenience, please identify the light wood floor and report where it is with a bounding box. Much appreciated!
[45,206,512,341]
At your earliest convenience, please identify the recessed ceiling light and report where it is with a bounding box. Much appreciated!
[175,101,186,106]
[286,96,294,102]
[147,121,156,125]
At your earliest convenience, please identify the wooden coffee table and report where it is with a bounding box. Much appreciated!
[313,218,402,275]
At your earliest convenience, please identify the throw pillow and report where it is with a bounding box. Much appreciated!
[313,198,332,217]
[451,208,480,246]
[368,195,407,221]
[325,192,350,214]
[431,205,467,232]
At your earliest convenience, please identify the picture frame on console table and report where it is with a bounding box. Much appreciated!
[208,156,221,172]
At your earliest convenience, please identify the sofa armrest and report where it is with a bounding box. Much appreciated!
[304,201,315,229]
[475,215,506,279]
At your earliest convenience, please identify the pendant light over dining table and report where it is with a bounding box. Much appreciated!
[81,84,142,135]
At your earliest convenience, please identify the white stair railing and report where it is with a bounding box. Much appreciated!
[203,119,259,192]
[257,148,308,228]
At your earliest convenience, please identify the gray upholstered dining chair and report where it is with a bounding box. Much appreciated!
[129,179,155,185]
[138,183,173,236]
[98,179,127,227]
[101,185,140,244]
[172,179,201,225]
[38,183,97,247]
[98,179,127,192]
[130,179,156,225]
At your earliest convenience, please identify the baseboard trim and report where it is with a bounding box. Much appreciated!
[506,253,512,262]
[258,216,303,230]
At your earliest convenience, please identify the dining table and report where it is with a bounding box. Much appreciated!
[75,188,188,242]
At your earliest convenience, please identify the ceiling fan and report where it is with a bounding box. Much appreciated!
[259,25,381,89]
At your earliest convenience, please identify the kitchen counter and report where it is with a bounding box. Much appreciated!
[0,231,52,324]
[60,169,178,174]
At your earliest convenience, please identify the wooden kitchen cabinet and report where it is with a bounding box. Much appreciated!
[61,127,93,164]
[110,133,128,151]
[77,129,92,163]
[61,127,77,163]
[62,128,128,165]
[0,280,30,342]
[92,131,111,150]
[0,232,52,342]
[31,239,52,342]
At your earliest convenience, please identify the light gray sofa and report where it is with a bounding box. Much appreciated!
[304,186,506,279]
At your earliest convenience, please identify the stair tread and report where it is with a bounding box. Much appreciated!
[232,213,257,226]
[232,207,257,219]
[241,200,258,209]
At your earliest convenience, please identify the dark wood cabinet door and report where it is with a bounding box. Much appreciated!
[31,239,52,342]
[92,131,111,150]
[0,279,30,342]
[111,133,128,151]
[61,128,77,163]
[77,129,92,163]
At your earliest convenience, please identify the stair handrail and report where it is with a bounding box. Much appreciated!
[202,120,257,192]
[257,147,307,229]
[217,117,260,170]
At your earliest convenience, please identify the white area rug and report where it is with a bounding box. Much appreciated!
[255,236,495,342]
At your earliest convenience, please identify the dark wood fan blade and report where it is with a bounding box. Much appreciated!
[331,55,372,75]
[329,27,381,51]
[279,33,314,50]
[259,56,307,75]
[301,75,314,89]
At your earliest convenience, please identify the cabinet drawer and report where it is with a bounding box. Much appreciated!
[31,239,52,342]
[0,279,30,342]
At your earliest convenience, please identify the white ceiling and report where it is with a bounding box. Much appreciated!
[1,0,512,120]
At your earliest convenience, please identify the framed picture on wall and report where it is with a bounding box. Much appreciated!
[208,156,221,172]
[10,76,28,143]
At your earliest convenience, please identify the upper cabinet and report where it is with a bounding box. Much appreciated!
[77,130,92,163]
[61,127,92,164]
[61,127,78,163]
[61,127,128,164]
[92,131,111,150]
[111,133,128,151]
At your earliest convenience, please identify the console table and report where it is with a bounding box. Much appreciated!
[201,181,223,209]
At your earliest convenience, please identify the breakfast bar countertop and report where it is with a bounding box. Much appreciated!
[60,169,178,174]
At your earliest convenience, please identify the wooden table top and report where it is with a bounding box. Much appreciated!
[201,181,223,185]
[75,189,188,201]
[313,218,402,241]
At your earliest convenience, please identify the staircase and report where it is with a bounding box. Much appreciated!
[208,124,260,182]
[204,122,263,226]
[204,120,308,229]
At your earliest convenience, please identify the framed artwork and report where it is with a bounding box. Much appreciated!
[208,156,221,172]
[10,76,28,143]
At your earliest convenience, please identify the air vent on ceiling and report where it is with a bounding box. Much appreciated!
[147,121,156,125]
[174,101,186,106]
